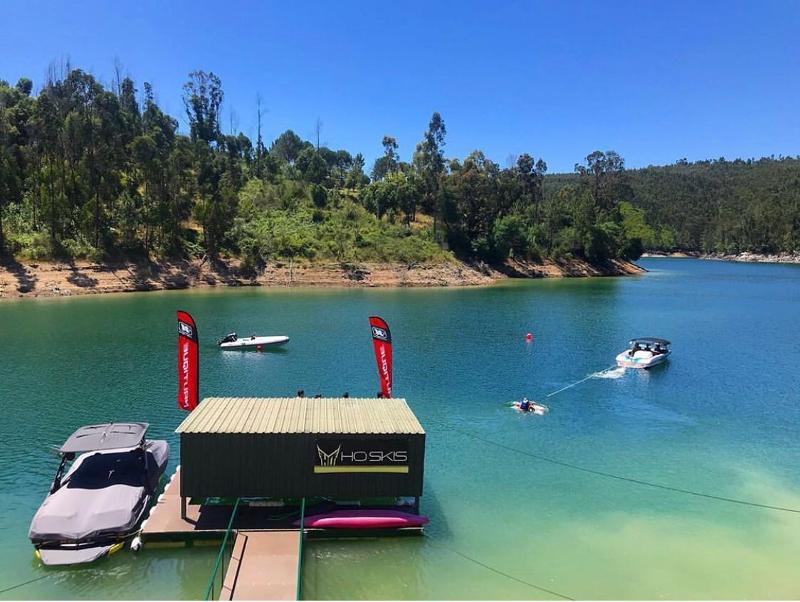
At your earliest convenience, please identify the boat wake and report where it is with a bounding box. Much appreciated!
[593,366,627,379]
[546,365,626,398]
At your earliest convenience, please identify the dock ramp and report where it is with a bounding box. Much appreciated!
[202,498,306,600]
[221,530,301,600]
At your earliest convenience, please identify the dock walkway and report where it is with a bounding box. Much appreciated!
[221,531,300,600]
[141,468,299,542]
[142,469,303,599]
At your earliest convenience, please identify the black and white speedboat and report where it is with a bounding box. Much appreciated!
[217,332,290,349]
[616,337,671,369]
[29,423,169,565]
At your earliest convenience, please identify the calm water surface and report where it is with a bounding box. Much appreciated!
[1,258,799,599]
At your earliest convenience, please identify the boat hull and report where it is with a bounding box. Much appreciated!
[616,350,670,369]
[219,336,289,349]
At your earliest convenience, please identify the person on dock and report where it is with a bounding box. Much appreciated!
[297,389,305,398]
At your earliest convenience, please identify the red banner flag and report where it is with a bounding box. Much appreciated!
[177,310,199,411]
[369,316,393,398]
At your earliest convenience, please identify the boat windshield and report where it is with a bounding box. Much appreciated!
[629,338,670,348]
[65,450,148,490]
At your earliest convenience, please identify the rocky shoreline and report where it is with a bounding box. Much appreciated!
[641,251,800,264]
[0,256,644,299]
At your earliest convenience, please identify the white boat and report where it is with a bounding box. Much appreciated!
[217,332,290,349]
[616,337,671,369]
[29,423,169,565]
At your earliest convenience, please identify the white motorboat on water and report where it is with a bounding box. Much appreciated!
[217,332,290,349]
[616,337,671,369]
[29,423,169,566]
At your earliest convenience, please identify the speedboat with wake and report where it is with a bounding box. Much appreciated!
[616,337,671,369]
[217,332,290,349]
[29,423,169,565]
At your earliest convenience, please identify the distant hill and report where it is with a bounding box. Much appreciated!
[545,157,800,254]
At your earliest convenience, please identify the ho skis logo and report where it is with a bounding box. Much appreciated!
[371,326,390,342]
[316,444,407,465]
[314,441,408,474]
[317,445,341,467]
[178,322,194,338]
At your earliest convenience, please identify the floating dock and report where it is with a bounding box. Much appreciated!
[142,468,304,541]
[142,469,304,599]
[143,397,427,600]
[141,468,424,543]
[143,468,231,542]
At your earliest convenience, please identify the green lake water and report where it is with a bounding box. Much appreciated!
[1,258,799,599]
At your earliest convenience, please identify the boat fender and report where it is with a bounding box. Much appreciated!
[130,536,142,552]
[108,542,125,556]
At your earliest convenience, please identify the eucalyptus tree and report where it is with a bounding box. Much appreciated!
[182,71,238,257]
[371,135,399,181]
[412,112,447,236]
[346,153,369,189]
[254,93,266,178]
[182,70,223,145]
[575,150,629,212]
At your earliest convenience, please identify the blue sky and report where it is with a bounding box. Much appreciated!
[1,0,798,172]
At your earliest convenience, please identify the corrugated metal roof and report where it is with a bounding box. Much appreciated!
[176,397,425,435]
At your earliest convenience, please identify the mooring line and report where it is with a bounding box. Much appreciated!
[429,542,574,600]
[545,365,618,398]
[0,574,50,596]
[451,428,800,514]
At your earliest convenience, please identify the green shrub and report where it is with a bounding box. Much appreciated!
[60,237,104,261]
[10,231,51,260]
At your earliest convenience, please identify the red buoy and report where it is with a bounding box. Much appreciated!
[525,333,533,341]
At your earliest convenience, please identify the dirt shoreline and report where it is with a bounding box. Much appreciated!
[0,257,644,299]
[641,251,800,264]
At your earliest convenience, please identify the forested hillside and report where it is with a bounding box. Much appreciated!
[545,158,800,254]
[0,67,645,269]
[628,158,800,253]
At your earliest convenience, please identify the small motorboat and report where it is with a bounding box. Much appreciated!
[616,337,671,369]
[29,423,169,566]
[217,332,290,349]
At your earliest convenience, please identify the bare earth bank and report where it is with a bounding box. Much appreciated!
[0,257,644,299]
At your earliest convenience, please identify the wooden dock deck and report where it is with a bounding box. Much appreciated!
[142,468,424,544]
[142,468,303,600]
[141,468,300,543]
[221,531,301,600]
